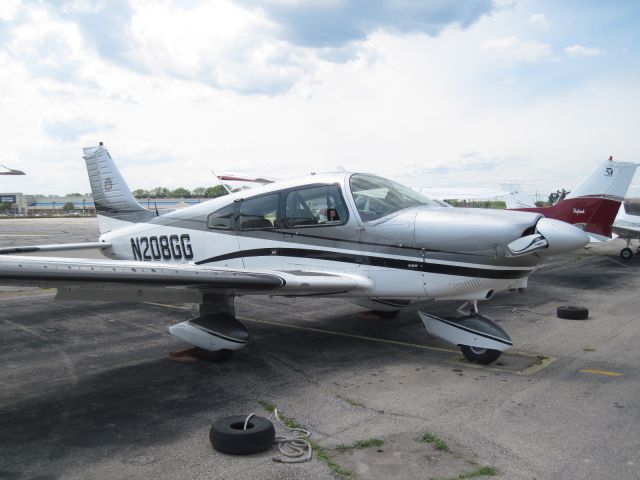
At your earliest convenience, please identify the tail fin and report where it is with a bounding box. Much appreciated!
[565,160,638,202]
[83,144,155,233]
[513,160,639,240]
[500,183,535,209]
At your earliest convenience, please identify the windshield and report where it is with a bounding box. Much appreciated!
[349,174,438,221]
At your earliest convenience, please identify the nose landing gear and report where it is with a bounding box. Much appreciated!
[419,301,512,365]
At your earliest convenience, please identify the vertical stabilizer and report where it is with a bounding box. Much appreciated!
[566,160,638,201]
[500,183,535,209]
[83,144,155,233]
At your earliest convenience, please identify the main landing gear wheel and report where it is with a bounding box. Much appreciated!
[620,247,633,260]
[460,345,502,365]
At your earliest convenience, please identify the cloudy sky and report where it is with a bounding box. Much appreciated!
[1,0,639,196]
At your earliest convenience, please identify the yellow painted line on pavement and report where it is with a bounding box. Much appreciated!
[147,303,551,374]
[238,316,460,354]
[146,302,456,353]
[144,302,192,311]
[578,369,623,377]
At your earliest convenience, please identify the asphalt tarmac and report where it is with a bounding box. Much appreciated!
[0,218,638,480]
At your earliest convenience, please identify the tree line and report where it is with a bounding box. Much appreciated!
[131,185,230,199]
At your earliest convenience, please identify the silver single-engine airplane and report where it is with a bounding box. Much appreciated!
[0,144,589,364]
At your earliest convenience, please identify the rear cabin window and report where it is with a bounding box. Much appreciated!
[239,193,279,230]
[285,185,347,228]
[207,203,235,229]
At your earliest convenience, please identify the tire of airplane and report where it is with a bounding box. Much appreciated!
[620,248,633,260]
[210,415,275,455]
[557,305,589,320]
[460,345,502,365]
[198,348,234,363]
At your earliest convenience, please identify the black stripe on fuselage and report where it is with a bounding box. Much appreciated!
[195,248,532,279]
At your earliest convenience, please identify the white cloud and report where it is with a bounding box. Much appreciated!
[40,110,115,142]
[564,44,604,58]
[0,1,637,196]
[0,0,21,21]
[529,13,550,29]
[481,36,552,63]
[8,7,88,82]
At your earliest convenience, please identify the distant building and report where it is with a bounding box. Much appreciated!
[0,193,206,216]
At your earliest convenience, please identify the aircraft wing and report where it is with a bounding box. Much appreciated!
[0,164,26,175]
[612,221,640,239]
[0,255,372,297]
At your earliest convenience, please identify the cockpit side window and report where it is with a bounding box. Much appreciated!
[285,185,348,228]
[239,193,279,230]
[349,173,437,221]
[207,203,235,229]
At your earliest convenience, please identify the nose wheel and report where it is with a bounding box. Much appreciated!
[460,345,502,364]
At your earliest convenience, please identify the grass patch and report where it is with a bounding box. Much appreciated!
[335,438,384,452]
[431,465,497,480]
[458,466,497,478]
[258,400,276,413]
[258,400,304,429]
[313,442,355,480]
[340,396,366,409]
[419,432,449,452]
[258,401,356,480]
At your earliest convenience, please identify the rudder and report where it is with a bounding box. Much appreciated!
[83,143,155,233]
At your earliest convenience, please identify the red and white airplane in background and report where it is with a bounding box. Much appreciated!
[503,158,639,249]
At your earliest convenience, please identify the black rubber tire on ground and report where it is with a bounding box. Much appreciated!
[620,248,633,260]
[557,305,589,320]
[460,345,502,365]
[210,415,275,455]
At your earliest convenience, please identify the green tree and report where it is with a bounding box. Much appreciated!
[0,201,11,213]
[204,185,229,198]
[66,193,83,197]
[62,202,75,213]
[172,187,191,198]
[192,187,206,197]
[150,187,171,198]
[132,189,149,198]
